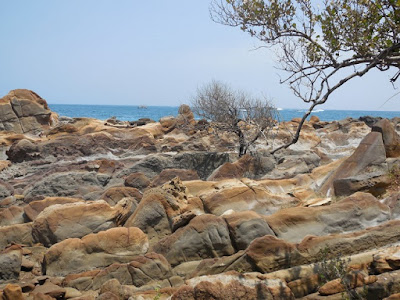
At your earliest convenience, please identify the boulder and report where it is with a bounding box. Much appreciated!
[42,227,149,276]
[0,89,56,134]
[0,223,33,250]
[223,211,275,250]
[2,284,24,300]
[0,206,25,226]
[202,185,299,216]
[333,171,391,197]
[32,199,134,247]
[124,178,190,245]
[24,171,111,202]
[124,172,151,190]
[207,154,253,181]
[0,245,22,281]
[319,131,387,196]
[64,252,173,290]
[100,186,142,206]
[151,169,199,187]
[153,214,235,267]
[23,197,83,221]
[372,118,400,158]
[266,192,390,243]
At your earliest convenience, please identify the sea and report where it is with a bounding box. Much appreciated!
[48,104,400,123]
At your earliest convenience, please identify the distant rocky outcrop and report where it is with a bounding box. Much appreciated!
[0,89,58,134]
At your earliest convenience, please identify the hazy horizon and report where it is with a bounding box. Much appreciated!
[1,1,399,111]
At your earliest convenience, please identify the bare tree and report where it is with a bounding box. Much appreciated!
[211,0,400,153]
[192,80,277,156]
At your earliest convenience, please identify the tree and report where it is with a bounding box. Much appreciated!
[191,80,276,156]
[211,0,400,153]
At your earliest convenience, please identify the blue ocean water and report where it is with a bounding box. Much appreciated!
[48,104,400,122]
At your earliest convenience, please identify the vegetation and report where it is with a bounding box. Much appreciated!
[191,80,276,156]
[317,247,367,300]
[211,0,400,153]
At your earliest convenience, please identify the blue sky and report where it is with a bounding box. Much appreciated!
[0,1,399,110]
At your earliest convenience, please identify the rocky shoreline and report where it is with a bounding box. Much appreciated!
[1,89,400,299]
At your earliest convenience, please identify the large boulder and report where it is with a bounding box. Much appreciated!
[124,178,190,245]
[0,89,57,134]
[0,206,25,226]
[42,227,149,276]
[64,252,173,291]
[202,184,299,216]
[265,192,390,243]
[153,214,235,267]
[23,171,111,201]
[24,197,83,221]
[223,211,275,250]
[319,131,387,196]
[32,199,135,247]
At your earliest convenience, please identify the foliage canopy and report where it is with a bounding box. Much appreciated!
[211,0,400,151]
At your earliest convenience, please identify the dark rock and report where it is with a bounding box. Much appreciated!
[333,171,391,197]
[360,115,383,127]
[124,172,151,190]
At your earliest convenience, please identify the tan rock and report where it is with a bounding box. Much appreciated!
[124,178,189,244]
[151,169,199,187]
[3,284,23,300]
[153,214,235,267]
[32,200,133,246]
[0,223,33,250]
[266,192,390,243]
[172,272,295,300]
[43,227,149,276]
[100,186,142,206]
[24,197,83,221]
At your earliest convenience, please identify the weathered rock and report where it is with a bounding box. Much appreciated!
[32,199,134,247]
[0,206,25,226]
[0,89,56,134]
[0,223,33,250]
[244,220,400,274]
[24,171,111,201]
[207,155,254,181]
[319,131,387,196]
[333,171,391,197]
[0,180,14,200]
[0,245,22,281]
[319,273,377,296]
[153,214,235,267]
[65,252,172,291]
[223,211,275,250]
[100,186,142,206]
[151,169,199,187]
[173,152,230,180]
[23,197,83,221]
[373,118,400,158]
[202,184,299,216]
[265,192,391,243]
[31,281,66,299]
[383,192,400,219]
[171,272,295,300]
[43,227,149,276]
[2,284,24,300]
[124,172,151,190]
[124,178,189,244]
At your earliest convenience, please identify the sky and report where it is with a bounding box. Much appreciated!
[0,1,399,111]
